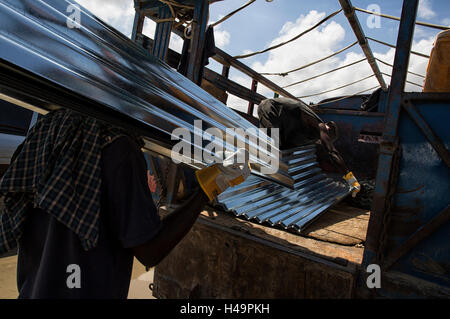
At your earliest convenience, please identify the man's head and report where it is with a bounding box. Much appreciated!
[318,121,339,146]
[324,121,339,143]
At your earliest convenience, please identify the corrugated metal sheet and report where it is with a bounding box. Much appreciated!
[217,144,351,232]
[0,0,292,187]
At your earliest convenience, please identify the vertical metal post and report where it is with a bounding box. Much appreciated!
[152,5,173,61]
[186,0,209,84]
[364,0,419,263]
[165,162,181,207]
[131,6,145,42]
[247,79,258,115]
[222,65,230,79]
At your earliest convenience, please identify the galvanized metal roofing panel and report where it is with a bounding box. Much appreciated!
[217,144,351,232]
[0,0,292,187]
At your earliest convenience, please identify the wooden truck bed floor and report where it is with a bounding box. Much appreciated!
[201,203,370,265]
[154,203,370,298]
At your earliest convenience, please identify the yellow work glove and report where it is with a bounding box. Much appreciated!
[344,171,361,198]
[196,149,251,201]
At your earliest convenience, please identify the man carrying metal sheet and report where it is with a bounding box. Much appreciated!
[257,97,360,197]
[0,109,250,299]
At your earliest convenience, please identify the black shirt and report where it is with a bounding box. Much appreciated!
[16,136,162,299]
[257,98,322,150]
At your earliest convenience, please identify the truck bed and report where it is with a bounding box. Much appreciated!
[153,203,370,298]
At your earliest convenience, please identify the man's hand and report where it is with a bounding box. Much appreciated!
[133,149,251,268]
[195,149,251,201]
[132,187,208,268]
[344,171,361,198]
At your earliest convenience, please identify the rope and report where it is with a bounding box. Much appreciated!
[367,37,430,59]
[375,58,425,78]
[282,58,366,88]
[354,7,450,31]
[297,74,375,98]
[154,0,176,23]
[153,1,195,38]
[234,8,343,59]
[311,85,381,106]
[381,72,424,88]
[183,20,194,39]
[210,0,257,28]
[158,0,194,10]
[261,40,358,76]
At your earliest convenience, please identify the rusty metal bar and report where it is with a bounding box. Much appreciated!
[221,65,230,78]
[338,0,388,91]
[365,0,419,261]
[186,0,209,84]
[383,205,450,270]
[131,5,145,42]
[152,5,173,61]
[203,68,265,105]
[247,79,258,115]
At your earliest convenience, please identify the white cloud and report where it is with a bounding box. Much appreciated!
[75,0,185,54]
[169,34,185,53]
[71,3,435,107]
[236,10,435,106]
[75,0,135,37]
[418,0,436,19]
[214,27,231,48]
[442,18,450,27]
[227,74,253,114]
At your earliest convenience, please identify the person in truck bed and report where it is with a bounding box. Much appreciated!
[257,97,360,196]
[0,109,249,299]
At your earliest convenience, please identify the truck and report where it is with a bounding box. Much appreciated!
[0,0,448,299]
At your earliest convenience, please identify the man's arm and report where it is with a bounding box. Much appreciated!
[102,137,208,268]
[318,123,360,197]
[132,187,208,268]
[318,122,349,174]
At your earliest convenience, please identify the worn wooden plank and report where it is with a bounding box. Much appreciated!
[247,79,258,115]
[203,68,265,105]
[301,204,370,246]
[195,207,365,265]
[200,79,228,104]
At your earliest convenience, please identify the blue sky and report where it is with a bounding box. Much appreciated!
[209,0,449,57]
[75,0,449,112]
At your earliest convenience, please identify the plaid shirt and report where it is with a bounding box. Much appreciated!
[0,109,142,253]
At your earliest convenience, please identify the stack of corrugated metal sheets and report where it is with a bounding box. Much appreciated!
[216,144,351,232]
[0,0,292,188]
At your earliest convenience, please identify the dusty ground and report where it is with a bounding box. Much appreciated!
[0,255,156,299]
[0,255,18,299]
